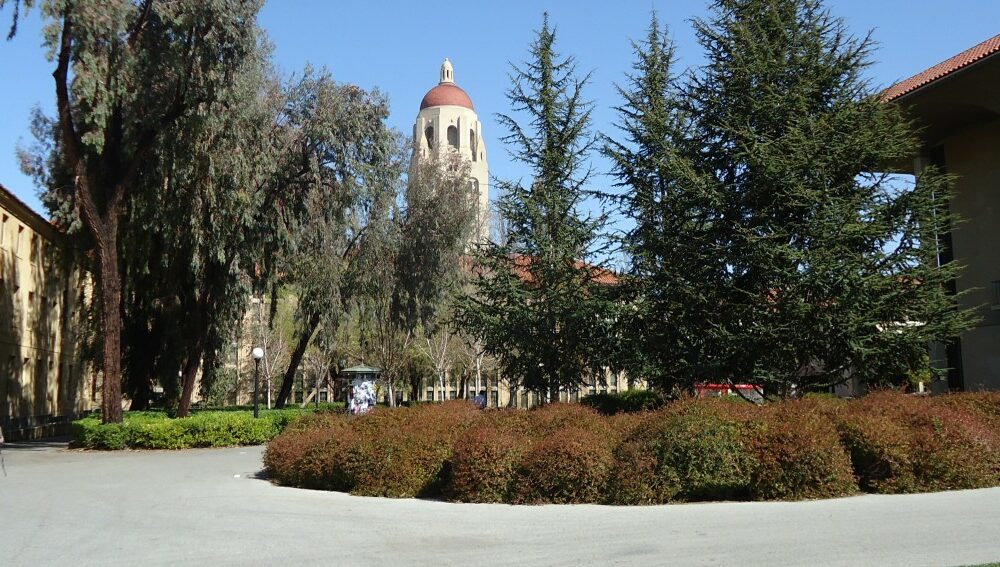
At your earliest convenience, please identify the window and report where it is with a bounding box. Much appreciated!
[0,213,7,245]
[30,234,39,263]
[447,125,459,149]
[470,130,478,161]
[449,390,457,400]
[426,389,435,401]
[16,225,25,256]
[424,126,434,149]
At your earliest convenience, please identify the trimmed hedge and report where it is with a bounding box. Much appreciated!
[71,407,333,450]
[837,392,1000,492]
[580,389,665,415]
[263,392,1000,504]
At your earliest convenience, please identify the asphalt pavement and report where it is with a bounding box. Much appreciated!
[0,440,998,567]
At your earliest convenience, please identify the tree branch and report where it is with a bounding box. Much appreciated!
[127,0,154,49]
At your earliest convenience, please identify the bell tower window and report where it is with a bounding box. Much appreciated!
[447,125,459,149]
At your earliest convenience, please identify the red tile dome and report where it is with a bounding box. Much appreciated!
[420,83,474,111]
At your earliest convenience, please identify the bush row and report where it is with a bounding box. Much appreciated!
[263,392,1000,504]
[71,407,332,450]
[580,389,665,415]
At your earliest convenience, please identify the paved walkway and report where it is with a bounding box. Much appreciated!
[0,440,998,566]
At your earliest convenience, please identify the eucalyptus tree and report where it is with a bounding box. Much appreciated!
[3,0,266,422]
[356,152,477,405]
[458,15,618,403]
[271,79,400,409]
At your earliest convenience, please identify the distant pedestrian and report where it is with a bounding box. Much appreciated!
[473,390,487,409]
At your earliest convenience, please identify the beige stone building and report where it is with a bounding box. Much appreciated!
[886,33,1000,391]
[411,59,490,242]
[1,184,95,439]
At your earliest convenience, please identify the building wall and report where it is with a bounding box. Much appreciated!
[943,121,1000,390]
[1,186,96,438]
[417,369,636,409]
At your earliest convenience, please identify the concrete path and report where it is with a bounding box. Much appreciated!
[0,441,998,567]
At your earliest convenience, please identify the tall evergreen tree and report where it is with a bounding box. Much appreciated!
[604,13,705,393]
[611,0,974,397]
[458,14,617,402]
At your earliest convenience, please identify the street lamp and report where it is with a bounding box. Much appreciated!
[252,347,264,418]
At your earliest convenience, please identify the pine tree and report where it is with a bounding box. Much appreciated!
[458,14,617,402]
[612,0,974,397]
[605,13,712,393]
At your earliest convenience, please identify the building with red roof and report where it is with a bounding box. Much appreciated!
[886,33,1000,391]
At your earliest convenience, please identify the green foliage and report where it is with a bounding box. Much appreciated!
[271,72,402,408]
[70,408,324,450]
[606,2,975,396]
[580,389,665,415]
[458,14,618,401]
[351,151,478,404]
[5,0,274,422]
[623,402,756,502]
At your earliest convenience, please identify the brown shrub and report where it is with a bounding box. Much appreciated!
[513,425,615,504]
[526,403,609,438]
[266,392,999,504]
[345,401,480,498]
[605,433,661,504]
[744,399,857,500]
[937,392,1000,431]
[264,413,349,486]
[448,425,529,502]
[837,392,1000,492]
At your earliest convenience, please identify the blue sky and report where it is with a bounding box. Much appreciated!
[1,0,998,216]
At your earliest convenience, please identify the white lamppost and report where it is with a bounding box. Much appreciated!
[252,347,264,418]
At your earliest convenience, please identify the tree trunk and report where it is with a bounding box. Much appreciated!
[275,312,320,408]
[98,236,124,423]
[176,346,204,417]
[438,370,446,403]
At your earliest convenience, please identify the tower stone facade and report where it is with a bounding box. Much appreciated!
[411,59,489,241]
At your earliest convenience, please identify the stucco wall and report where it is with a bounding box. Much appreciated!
[1,187,96,437]
[944,120,1000,390]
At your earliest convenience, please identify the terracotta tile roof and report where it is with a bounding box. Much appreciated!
[510,254,619,286]
[883,33,1000,101]
[460,253,619,286]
